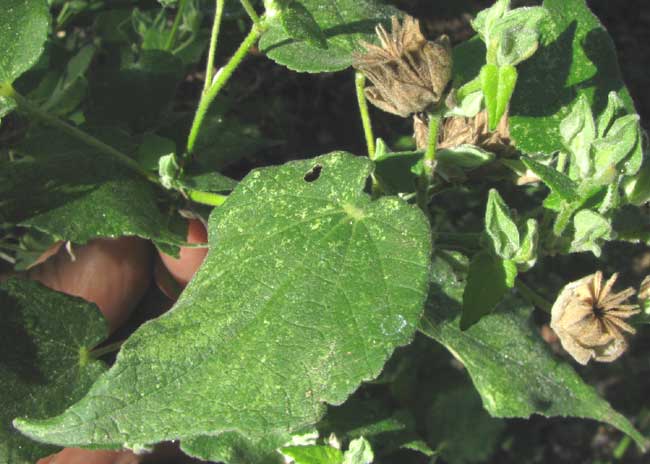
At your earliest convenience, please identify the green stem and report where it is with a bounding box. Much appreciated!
[556,151,568,173]
[354,71,375,160]
[10,87,156,183]
[423,110,441,181]
[90,340,125,358]
[203,0,226,93]
[515,279,552,314]
[186,26,261,154]
[186,189,227,206]
[239,0,262,27]
[165,0,187,51]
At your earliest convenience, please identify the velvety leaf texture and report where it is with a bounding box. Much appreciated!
[509,0,634,155]
[0,0,50,84]
[419,254,647,450]
[1,279,107,464]
[260,0,400,73]
[181,431,289,464]
[15,152,432,448]
[0,148,185,254]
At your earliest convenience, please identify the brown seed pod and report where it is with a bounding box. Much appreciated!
[354,15,452,118]
[550,271,640,365]
[640,275,650,301]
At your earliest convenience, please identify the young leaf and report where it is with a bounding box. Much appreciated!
[569,209,613,257]
[485,189,520,259]
[480,64,517,131]
[282,445,343,464]
[471,0,510,43]
[1,279,108,464]
[490,7,549,66]
[15,152,432,448]
[560,94,596,178]
[135,133,176,171]
[592,114,641,177]
[420,254,647,451]
[520,156,580,202]
[461,252,517,330]
[623,154,650,206]
[279,1,328,49]
[260,0,400,73]
[508,0,635,156]
[512,218,539,271]
[182,431,290,464]
[0,0,50,84]
[596,91,626,138]
[342,437,374,464]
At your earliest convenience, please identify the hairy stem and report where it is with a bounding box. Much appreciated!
[186,189,227,206]
[416,110,443,215]
[186,25,261,154]
[204,0,226,92]
[354,72,375,160]
[239,0,262,27]
[90,340,126,358]
[515,279,553,314]
[165,0,187,51]
[10,87,156,182]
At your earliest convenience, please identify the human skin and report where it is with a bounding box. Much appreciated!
[158,218,209,286]
[29,228,207,463]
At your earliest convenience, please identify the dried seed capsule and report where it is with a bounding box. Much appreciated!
[550,271,640,365]
[354,16,452,118]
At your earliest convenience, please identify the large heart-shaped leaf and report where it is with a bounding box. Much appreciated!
[15,152,431,448]
[260,0,400,73]
[0,0,50,84]
[509,0,634,155]
[419,253,647,451]
[1,279,107,464]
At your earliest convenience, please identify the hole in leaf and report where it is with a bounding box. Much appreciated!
[303,164,322,182]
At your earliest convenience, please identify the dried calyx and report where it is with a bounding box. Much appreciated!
[640,275,650,301]
[550,271,640,365]
[413,110,512,152]
[354,15,453,118]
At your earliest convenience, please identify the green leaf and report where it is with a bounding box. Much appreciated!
[509,0,634,156]
[420,254,647,451]
[521,156,579,202]
[471,0,510,43]
[569,209,613,257]
[623,153,650,206]
[342,437,373,464]
[282,445,343,464]
[279,1,328,49]
[592,114,641,177]
[260,0,400,73]
[490,7,549,66]
[512,218,539,271]
[485,189,520,259]
[426,386,505,464]
[135,133,176,171]
[0,0,50,84]
[15,152,432,447]
[86,50,184,132]
[0,142,185,253]
[182,431,290,464]
[596,91,626,138]
[460,252,516,330]
[560,94,596,178]
[1,279,107,464]
[158,153,182,189]
[480,64,517,131]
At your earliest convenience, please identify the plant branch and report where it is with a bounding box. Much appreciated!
[515,279,553,314]
[90,340,126,358]
[423,110,442,181]
[204,0,226,92]
[186,189,227,206]
[10,87,157,183]
[239,0,262,27]
[354,72,375,160]
[165,0,187,51]
[186,25,261,155]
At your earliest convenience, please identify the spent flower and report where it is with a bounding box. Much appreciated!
[550,271,640,365]
[354,15,452,118]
